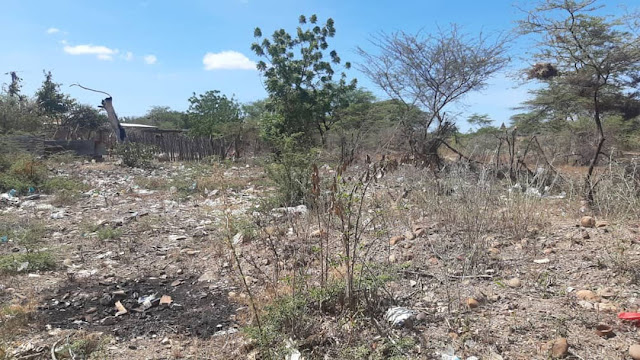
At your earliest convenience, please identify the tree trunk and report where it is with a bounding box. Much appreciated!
[584,90,605,204]
[101,97,126,143]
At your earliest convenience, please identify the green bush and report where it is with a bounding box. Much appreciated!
[265,140,317,207]
[114,142,155,168]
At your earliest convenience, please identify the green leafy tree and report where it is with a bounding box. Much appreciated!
[187,90,242,138]
[519,0,640,201]
[6,72,23,100]
[64,104,108,138]
[35,71,73,124]
[139,106,187,130]
[251,14,357,146]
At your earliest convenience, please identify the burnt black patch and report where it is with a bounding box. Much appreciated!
[39,275,236,339]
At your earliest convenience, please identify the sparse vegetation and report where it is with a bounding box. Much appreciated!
[2,0,640,358]
[96,228,123,240]
[0,251,56,274]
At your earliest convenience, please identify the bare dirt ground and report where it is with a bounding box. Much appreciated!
[1,159,640,359]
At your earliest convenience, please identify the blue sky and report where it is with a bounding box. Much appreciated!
[0,0,634,130]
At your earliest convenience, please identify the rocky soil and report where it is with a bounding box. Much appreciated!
[1,160,640,359]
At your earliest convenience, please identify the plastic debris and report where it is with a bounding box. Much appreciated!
[618,312,640,321]
[285,338,302,360]
[439,347,461,360]
[17,262,29,272]
[51,210,65,219]
[160,295,173,305]
[0,235,7,243]
[138,294,158,310]
[385,307,415,328]
[115,301,128,316]
[272,205,308,217]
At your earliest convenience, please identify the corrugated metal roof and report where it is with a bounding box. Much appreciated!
[120,123,158,129]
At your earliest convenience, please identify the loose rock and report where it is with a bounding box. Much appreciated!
[506,278,522,288]
[551,337,568,358]
[630,344,640,360]
[389,235,404,246]
[580,216,595,228]
[576,289,597,301]
[466,297,480,309]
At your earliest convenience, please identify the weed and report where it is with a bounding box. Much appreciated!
[0,303,36,340]
[97,228,122,240]
[46,151,80,164]
[0,153,47,193]
[41,175,88,193]
[0,220,46,249]
[0,251,56,274]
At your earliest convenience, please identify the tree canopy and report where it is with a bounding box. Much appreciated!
[251,14,357,146]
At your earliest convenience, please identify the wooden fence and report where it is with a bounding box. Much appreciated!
[126,131,229,161]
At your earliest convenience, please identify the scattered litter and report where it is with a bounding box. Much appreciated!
[285,338,302,360]
[51,210,65,219]
[533,258,550,264]
[160,295,173,305]
[272,205,308,217]
[138,294,158,310]
[214,328,239,336]
[115,301,128,316]
[385,307,415,328]
[232,232,244,245]
[439,346,461,360]
[0,235,7,243]
[134,189,155,195]
[618,312,640,321]
[17,262,29,272]
[525,187,542,197]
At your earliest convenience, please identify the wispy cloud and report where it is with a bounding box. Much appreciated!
[63,44,118,61]
[46,27,60,34]
[143,54,157,65]
[122,51,134,61]
[203,51,255,70]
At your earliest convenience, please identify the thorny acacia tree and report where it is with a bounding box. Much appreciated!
[251,14,356,146]
[519,0,640,202]
[357,26,509,166]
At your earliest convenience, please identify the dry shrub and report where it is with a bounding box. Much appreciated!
[591,161,640,220]
[408,162,550,273]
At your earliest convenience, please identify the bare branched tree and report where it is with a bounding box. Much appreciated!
[357,25,510,166]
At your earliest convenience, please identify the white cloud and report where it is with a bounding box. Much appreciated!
[143,54,157,65]
[203,51,256,70]
[123,51,134,61]
[63,44,118,60]
[46,27,60,34]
